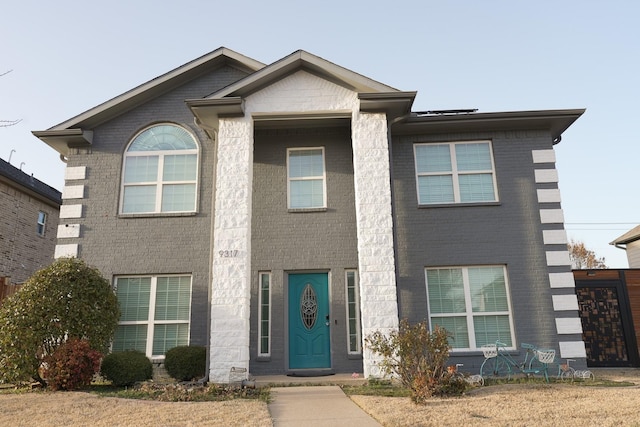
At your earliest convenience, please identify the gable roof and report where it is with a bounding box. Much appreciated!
[186,50,416,133]
[209,50,399,99]
[611,225,640,246]
[0,158,61,207]
[53,47,264,130]
[33,47,265,154]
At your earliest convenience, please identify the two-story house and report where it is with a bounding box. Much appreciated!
[33,47,585,382]
[0,158,61,287]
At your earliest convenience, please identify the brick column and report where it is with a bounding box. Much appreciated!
[209,117,253,383]
[351,111,399,378]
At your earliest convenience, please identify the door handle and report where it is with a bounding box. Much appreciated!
[325,314,330,326]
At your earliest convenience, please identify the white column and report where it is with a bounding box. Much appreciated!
[209,117,253,383]
[351,111,399,378]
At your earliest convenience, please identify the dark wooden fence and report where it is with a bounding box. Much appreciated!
[0,277,22,304]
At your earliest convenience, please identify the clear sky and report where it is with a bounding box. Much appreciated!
[1,0,637,268]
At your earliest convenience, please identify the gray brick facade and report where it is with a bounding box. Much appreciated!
[61,65,251,348]
[392,130,567,370]
[33,48,585,379]
[250,125,361,374]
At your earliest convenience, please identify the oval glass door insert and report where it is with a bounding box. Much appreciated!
[300,283,318,330]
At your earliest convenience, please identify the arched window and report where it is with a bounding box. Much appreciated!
[121,124,198,214]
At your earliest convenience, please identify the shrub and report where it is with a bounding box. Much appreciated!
[164,346,206,381]
[365,319,468,402]
[0,258,120,385]
[101,350,153,386]
[42,338,102,391]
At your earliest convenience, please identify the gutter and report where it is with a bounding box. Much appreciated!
[193,117,219,384]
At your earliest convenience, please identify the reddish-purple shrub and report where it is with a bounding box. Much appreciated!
[43,338,102,391]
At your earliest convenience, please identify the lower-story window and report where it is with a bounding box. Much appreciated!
[425,265,514,350]
[113,275,192,358]
[345,270,361,354]
[258,272,271,357]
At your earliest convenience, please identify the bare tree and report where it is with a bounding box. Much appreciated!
[1,70,21,128]
[568,239,607,269]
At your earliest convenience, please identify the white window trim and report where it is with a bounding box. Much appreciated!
[425,265,515,352]
[286,147,327,209]
[345,270,362,355]
[114,274,192,359]
[36,211,47,236]
[414,140,498,205]
[258,272,271,357]
[119,124,200,215]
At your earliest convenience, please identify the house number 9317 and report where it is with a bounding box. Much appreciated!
[219,250,239,258]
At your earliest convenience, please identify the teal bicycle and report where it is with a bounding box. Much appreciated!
[480,341,556,382]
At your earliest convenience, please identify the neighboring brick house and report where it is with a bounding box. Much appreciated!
[0,158,61,285]
[33,47,586,382]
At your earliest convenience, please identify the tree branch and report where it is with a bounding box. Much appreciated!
[0,119,22,128]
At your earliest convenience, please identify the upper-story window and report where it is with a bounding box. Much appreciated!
[36,211,47,236]
[414,141,497,205]
[121,124,198,214]
[287,147,326,209]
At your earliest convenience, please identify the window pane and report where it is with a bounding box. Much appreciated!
[155,277,191,321]
[152,323,189,356]
[427,269,465,313]
[161,184,196,212]
[259,273,270,355]
[117,278,151,321]
[346,271,359,353]
[122,185,157,213]
[432,317,469,348]
[348,301,356,319]
[459,174,495,202]
[163,154,197,181]
[349,336,357,352]
[290,179,324,208]
[418,175,454,204]
[129,125,197,151]
[289,149,324,178]
[37,212,46,236]
[455,143,491,171]
[427,266,512,350]
[474,315,512,347]
[260,319,269,338]
[415,145,452,173]
[124,156,159,183]
[112,324,147,353]
[469,267,508,312]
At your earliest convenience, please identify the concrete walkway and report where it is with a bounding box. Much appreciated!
[268,385,382,427]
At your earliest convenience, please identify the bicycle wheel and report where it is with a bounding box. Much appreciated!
[480,357,510,379]
[560,367,575,380]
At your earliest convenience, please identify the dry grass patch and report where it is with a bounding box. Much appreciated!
[0,391,271,427]
[351,370,640,427]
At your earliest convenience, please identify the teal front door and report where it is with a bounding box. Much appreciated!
[288,273,331,369]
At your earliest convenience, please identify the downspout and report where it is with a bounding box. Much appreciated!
[386,114,410,318]
[194,117,218,383]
